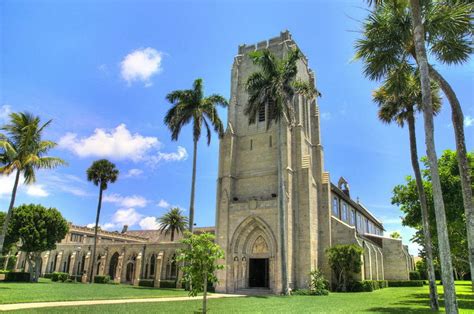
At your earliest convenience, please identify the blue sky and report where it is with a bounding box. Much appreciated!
[1,0,472,255]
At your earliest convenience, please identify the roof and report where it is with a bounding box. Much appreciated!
[330,183,385,230]
[125,227,216,243]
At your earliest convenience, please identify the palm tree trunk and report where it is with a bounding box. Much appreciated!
[0,169,21,253]
[90,185,104,284]
[171,229,175,242]
[407,109,439,310]
[410,0,458,312]
[277,120,289,295]
[428,64,474,291]
[188,139,198,233]
[203,269,208,314]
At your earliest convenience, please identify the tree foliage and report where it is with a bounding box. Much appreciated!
[5,204,69,281]
[392,149,473,278]
[177,232,224,313]
[158,208,188,242]
[326,244,363,292]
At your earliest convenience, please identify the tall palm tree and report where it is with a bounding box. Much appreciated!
[245,48,317,295]
[373,63,440,310]
[157,208,188,241]
[86,159,119,283]
[164,79,228,233]
[356,1,473,297]
[0,112,66,253]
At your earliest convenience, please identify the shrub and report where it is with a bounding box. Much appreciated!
[160,280,177,288]
[0,270,11,274]
[138,279,154,287]
[409,271,421,280]
[326,244,363,292]
[291,289,313,295]
[4,272,30,282]
[93,275,110,284]
[309,270,330,295]
[378,280,388,288]
[68,275,82,282]
[347,280,388,292]
[51,272,69,282]
[387,280,424,287]
[43,273,53,279]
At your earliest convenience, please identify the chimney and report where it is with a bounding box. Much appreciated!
[121,225,128,233]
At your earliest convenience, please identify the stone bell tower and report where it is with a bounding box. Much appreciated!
[215,31,332,294]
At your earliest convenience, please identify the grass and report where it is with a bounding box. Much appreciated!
[0,278,188,304]
[3,281,473,313]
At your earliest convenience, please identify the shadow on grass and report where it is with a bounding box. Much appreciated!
[366,307,431,313]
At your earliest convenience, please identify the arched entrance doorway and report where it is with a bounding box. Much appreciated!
[126,262,135,282]
[109,252,119,280]
[230,216,276,291]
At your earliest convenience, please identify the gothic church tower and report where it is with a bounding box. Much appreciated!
[215,31,332,294]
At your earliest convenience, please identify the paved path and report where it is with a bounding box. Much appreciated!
[0,294,245,311]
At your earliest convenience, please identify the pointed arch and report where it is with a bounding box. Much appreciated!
[230,215,276,257]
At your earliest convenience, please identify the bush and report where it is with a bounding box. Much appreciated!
[68,275,82,282]
[291,289,314,295]
[138,279,154,287]
[51,272,69,282]
[43,273,53,279]
[4,272,30,282]
[348,280,388,292]
[409,271,421,280]
[387,280,424,287]
[0,270,11,274]
[0,255,17,271]
[160,280,177,288]
[93,275,110,284]
[309,270,329,295]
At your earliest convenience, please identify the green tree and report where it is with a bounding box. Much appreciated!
[4,204,69,282]
[0,112,66,253]
[158,207,188,241]
[390,231,402,239]
[86,159,119,283]
[392,150,473,281]
[326,244,363,292]
[176,232,224,314]
[245,48,317,295]
[356,2,473,300]
[372,63,440,310]
[164,79,228,233]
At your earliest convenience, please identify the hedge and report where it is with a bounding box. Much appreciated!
[43,273,53,279]
[160,280,177,288]
[387,280,424,287]
[0,270,10,274]
[138,279,154,287]
[348,280,388,292]
[69,275,82,282]
[51,272,69,282]
[4,272,30,282]
[94,275,110,284]
[409,271,421,280]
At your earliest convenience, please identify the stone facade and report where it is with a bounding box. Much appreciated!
[13,31,414,293]
[214,31,413,294]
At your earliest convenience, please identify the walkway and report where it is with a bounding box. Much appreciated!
[0,294,245,311]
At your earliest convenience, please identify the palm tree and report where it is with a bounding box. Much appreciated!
[373,63,440,310]
[245,48,317,295]
[157,208,188,241]
[356,1,473,297]
[86,159,119,283]
[0,112,66,253]
[164,79,228,233]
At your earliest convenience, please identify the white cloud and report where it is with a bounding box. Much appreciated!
[156,146,188,162]
[103,193,148,208]
[58,124,159,161]
[120,48,163,87]
[0,105,12,122]
[26,184,49,197]
[112,208,143,226]
[464,115,474,127]
[139,216,160,230]
[320,112,331,120]
[0,175,16,198]
[125,168,144,178]
[86,222,116,231]
[157,199,170,208]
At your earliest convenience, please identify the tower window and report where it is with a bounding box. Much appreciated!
[258,105,265,122]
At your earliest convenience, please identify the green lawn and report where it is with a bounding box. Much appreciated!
[4,281,473,313]
[0,278,188,304]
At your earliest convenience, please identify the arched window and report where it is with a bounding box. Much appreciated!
[258,105,265,122]
[149,254,156,278]
[342,204,348,221]
[332,197,339,217]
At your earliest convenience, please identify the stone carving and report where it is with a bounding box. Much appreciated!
[252,236,269,254]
